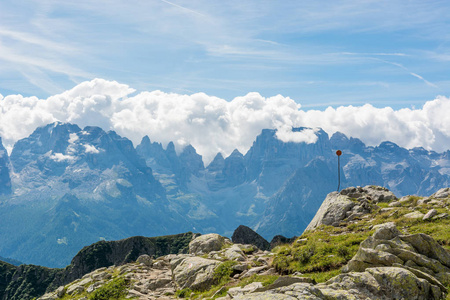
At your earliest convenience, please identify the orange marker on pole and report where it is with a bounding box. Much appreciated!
[336,150,342,192]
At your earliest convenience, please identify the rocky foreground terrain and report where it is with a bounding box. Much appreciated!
[0,185,447,299]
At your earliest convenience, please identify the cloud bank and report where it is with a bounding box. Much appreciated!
[0,79,449,163]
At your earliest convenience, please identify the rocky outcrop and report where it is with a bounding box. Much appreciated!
[305,185,395,231]
[343,222,450,294]
[189,233,230,255]
[232,225,270,251]
[305,192,356,230]
[229,222,448,300]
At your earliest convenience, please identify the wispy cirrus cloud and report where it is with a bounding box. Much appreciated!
[1,0,450,106]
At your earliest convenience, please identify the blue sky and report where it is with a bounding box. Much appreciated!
[1,0,450,110]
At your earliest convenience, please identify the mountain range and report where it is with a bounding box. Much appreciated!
[0,122,449,267]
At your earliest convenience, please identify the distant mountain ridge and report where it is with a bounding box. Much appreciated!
[0,122,449,267]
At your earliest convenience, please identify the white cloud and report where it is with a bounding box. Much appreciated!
[50,152,76,162]
[0,79,450,164]
[68,133,79,144]
[84,144,100,154]
[276,127,319,144]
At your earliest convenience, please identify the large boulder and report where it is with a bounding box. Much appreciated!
[232,225,270,251]
[305,192,355,231]
[172,257,220,290]
[189,234,230,255]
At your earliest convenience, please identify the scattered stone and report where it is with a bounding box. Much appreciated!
[431,188,450,199]
[429,200,446,207]
[380,207,395,213]
[55,286,65,298]
[232,263,249,272]
[224,244,247,261]
[136,254,153,266]
[423,209,438,221]
[404,211,425,219]
[66,284,84,295]
[418,197,431,205]
[432,213,449,220]
[240,265,267,278]
[255,276,315,292]
[228,282,263,297]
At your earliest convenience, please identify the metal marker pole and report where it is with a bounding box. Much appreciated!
[336,150,342,192]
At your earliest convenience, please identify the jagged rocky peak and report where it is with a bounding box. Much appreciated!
[165,141,177,157]
[223,149,246,186]
[244,127,332,195]
[179,144,204,175]
[375,140,409,157]
[10,122,81,171]
[0,137,11,195]
[206,152,225,172]
[330,131,349,147]
[9,122,152,175]
[139,135,151,146]
[245,127,331,171]
[330,131,365,153]
[136,135,171,170]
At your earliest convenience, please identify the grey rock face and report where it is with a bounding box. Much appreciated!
[305,192,355,231]
[232,225,270,251]
[173,256,220,290]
